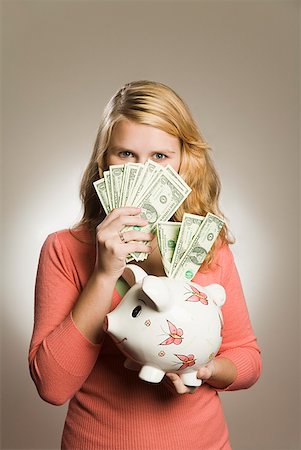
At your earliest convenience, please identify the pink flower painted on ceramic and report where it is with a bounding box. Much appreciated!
[160,320,184,346]
[175,353,196,370]
[185,285,208,305]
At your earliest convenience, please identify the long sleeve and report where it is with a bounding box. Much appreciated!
[215,245,262,391]
[28,232,101,405]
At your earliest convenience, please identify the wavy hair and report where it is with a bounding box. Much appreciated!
[77,80,233,265]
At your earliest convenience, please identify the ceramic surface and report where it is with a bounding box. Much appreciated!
[105,265,226,387]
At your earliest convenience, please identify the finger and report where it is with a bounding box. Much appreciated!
[102,207,143,227]
[121,242,152,255]
[97,217,149,244]
[197,368,210,381]
[122,231,154,243]
[165,373,192,394]
[111,206,143,216]
[114,206,142,214]
[197,364,214,381]
[109,214,149,231]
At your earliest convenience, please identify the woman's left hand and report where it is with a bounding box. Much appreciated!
[165,357,237,394]
[166,360,216,394]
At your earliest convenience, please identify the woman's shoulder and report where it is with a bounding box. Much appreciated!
[42,227,94,259]
[195,241,235,285]
[47,227,94,245]
[40,227,95,275]
[213,241,234,266]
[37,228,95,284]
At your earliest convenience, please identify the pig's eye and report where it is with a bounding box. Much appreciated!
[132,305,142,318]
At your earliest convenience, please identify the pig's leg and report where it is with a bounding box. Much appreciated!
[180,371,203,387]
[139,365,165,383]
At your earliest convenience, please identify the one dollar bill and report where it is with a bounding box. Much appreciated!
[170,213,225,280]
[169,213,205,275]
[157,222,181,276]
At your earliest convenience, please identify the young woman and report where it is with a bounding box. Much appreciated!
[29,80,261,450]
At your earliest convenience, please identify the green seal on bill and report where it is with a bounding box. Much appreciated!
[185,270,194,279]
[168,239,176,249]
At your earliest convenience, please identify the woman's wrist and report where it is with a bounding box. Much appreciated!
[92,268,120,286]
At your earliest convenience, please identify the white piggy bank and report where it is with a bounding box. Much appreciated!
[105,265,226,387]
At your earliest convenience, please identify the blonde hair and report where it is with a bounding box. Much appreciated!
[78,80,233,265]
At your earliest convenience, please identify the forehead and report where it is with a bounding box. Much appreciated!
[109,119,181,153]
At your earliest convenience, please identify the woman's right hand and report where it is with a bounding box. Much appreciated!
[95,207,153,281]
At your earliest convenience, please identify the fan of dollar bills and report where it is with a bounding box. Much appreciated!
[93,160,192,262]
[157,212,224,280]
[93,160,224,278]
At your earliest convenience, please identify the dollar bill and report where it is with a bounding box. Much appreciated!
[119,163,144,207]
[103,170,113,211]
[93,178,111,215]
[171,213,225,280]
[169,213,205,275]
[110,165,125,208]
[127,166,191,260]
[130,161,163,206]
[164,165,191,195]
[157,222,181,276]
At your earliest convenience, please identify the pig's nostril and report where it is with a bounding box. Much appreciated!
[103,316,108,332]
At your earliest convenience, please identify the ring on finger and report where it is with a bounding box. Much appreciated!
[119,230,126,243]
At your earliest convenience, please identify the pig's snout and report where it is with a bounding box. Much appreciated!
[104,313,127,346]
[104,313,120,340]
[103,316,108,332]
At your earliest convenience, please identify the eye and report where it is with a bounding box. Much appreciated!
[153,153,166,160]
[119,151,134,158]
[132,305,142,318]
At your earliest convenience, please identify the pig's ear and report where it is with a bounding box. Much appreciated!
[142,276,170,312]
[122,264,147,287]
[204,284,226,307]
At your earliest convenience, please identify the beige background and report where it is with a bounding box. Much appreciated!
[1,1,300,449]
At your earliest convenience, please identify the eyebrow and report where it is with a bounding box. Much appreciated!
[108,146,177,155]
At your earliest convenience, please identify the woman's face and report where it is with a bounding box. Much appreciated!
[105,119,182,172]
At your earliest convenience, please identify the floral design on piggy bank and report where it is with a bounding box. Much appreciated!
[105,265,226,387]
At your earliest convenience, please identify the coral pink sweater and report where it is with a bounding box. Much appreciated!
[29,228,261,450]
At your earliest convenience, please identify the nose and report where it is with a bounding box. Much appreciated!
[136,157,148,165]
